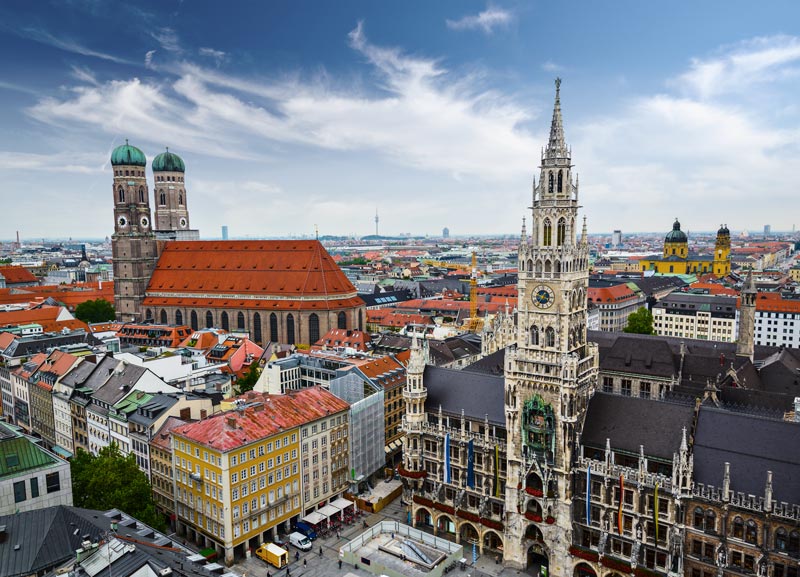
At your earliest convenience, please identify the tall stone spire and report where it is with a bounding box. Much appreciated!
[737,268,757,361]
[545,78,568,160]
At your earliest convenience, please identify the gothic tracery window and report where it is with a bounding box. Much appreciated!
[548,172,554,193]
[543,219,552,246]
[159,191,166,205]
[545,327,555,347]
[530,325,539,346]
[557,218,566,245]
[557,170,563,193]
[118,187,125,203]
[139,186,145,203]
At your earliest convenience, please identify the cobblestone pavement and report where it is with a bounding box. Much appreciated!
[227,496,535,577]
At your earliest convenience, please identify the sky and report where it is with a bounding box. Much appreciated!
[1,0,800,240]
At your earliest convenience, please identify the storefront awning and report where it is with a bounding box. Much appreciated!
[319,504,340,518]
[302,511,326,525]
[53,446,73,459]
[330,497,353,510]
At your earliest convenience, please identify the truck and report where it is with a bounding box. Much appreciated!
[255,543,288,568]
[293,520,318,540]
[288,531,312,551]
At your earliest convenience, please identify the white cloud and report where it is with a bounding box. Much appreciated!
[199,47,226,66]
[574,35,800,232]
[0,151,104,173]
[144,50,157,69]
[71,65,98,85]
[446,7,513,34]
[18,27,130,64]
[150,27,181,53]
[541,61,563,72]
[28,23,540,182]
[674,35,800,99]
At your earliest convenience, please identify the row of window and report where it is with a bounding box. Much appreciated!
[13,472,62,503]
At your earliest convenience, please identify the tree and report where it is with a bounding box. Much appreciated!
[235,362,261,394]
[623,307,655,335]
[71,444,165,530]
[74,298,116,323]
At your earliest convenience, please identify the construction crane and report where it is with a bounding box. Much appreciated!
[468,251,484,333]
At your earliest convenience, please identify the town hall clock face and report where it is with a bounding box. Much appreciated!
[533,285,555,308]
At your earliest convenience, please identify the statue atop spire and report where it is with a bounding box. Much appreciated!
[545,77,568,161]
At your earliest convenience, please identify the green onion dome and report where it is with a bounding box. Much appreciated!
[110,140,146,167]
[152,148,185,172]
[665,219,688,243]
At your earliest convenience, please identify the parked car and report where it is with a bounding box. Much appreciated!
[289,532,313,551]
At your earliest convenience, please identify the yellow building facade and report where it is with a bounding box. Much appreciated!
[639,220,731,276]
[172,387,349,564]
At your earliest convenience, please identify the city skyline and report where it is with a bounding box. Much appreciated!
[1,1,800,238]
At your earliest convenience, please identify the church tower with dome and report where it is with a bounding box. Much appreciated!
[110,141,158,322]
[152,148,198,240]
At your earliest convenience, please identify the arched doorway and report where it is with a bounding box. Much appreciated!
[573,563,597,577]
[527,543,549,576]
[415,508,432,527]
[459,522,479,546]
[483,530,503,557]
[436,514,455,536]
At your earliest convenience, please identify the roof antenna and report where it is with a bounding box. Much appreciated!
[315,224,319,240]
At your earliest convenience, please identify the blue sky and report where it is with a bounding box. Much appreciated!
[1,0,800,239]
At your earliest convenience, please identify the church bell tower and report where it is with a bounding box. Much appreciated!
[503,79,599,572]
[110,140,158,322]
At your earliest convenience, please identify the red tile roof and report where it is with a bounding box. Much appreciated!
[755,292,800,313]
[144,241,363,311]
[0,306,90,333]
[0,266,37,284]
[151,416,191,451]
[588,284,640,303]
[173,386,350,452]
[313,328,371,352]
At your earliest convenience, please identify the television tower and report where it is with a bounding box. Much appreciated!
[375,208,379,236]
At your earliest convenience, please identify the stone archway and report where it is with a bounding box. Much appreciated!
[436,514,455,536]
[459,521,479,547]
[574,562,597,577]
[483,529,503,557]
[526,542,549,576]
[415,507,432,528]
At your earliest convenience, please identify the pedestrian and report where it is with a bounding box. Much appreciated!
[295,551,299,562]
[338,559,342,570]
[319,546,323,557]
[336,529,340,539]
[303,559,307,568]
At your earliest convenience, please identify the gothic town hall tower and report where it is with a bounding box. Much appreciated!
[503,79,599,572]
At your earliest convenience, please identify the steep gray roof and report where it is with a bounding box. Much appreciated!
[423,365,505,425]
[92,365,149,405]
[581,393,695,461]
[693,407,800,505]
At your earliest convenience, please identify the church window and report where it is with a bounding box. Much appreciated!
[206,311,214,328]
[544,260,552,274]
[269,313,278,342]
[705,510,715,533]
[221,312,229,331]
[118,187,125,203]
[190,311,198,331]
[731,517,744,539]
[179,193,184,205]
[545,327,555,347]
[159,191,166,205]
[548,172,554,193]
[745,520,758,544]
[145,309,153,322]
[253,312,262,343]
[530,325,539,346]
[237,312,245,330]
[775,528,787,550]
[286,314,295,345]
[543,219,552,246]
[358,309,363,331]
[535,261,542,275]
[557,218,566,245]
[557,170,563,193]
[160,309,167,324]
[139,186,146,203]
[337,311,347,330]
[175,310,183,325]
[309,314,320,343]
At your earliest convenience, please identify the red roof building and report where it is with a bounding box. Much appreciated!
[174,386,349,452]
[0,266,38,287]
[142,240,366,346]
[313,328,371,352]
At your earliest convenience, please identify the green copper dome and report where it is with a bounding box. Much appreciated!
[152,148,185,173]
[665,218,688,243]
[110,140,147,167]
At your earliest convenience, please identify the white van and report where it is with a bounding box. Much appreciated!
[289,531,313,551]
